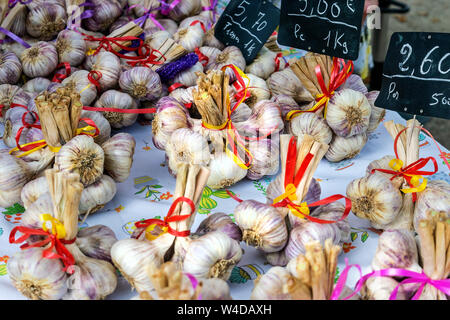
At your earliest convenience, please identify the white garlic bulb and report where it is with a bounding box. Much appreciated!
[325,133,368,162]
[326,89,372,138]
[206,46,246,81]
[290,112,333,145]
[165,0,202,22]
[22,77,52,94]
[55,135,105,187]
[346,173,403,229]
[21,176,48,209]
[207,153,247,189]
[173,25,204,52]
[94,90,139,128]
[79,110,111,145]
[101,133,136,182]
[56,29,86,67]
[183,231,243,280]
[20,41,58,78]
[245,47,286,80]
[90,51,121,91]
[251,267,293,300]
[362,277,408,300]
[198,46,221,69]
[0,151,32,207]
[61,70,98,106]
[194,212,242,242]
[246,139,279,180]
[169,85,196,106]
[144,30,172,51]
[26,4,67,40]
[171,62,204,87]
[0,51,22,85]
[267,68,313,104]
[79,175,117,215]
[234,200,288,253]
[119,67,162,101]
[199,278,232,300]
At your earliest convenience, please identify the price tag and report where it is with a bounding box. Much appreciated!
[277,0,364,60]
[215,0,281,64]
[375,32,450,120]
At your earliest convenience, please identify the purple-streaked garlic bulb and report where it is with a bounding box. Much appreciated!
[0,51,22,85]
[79,174,117,215]
[79,110,111,145]
[194,212,242,242]
[265,250,290,267]
[168,85,196,106]
[245,47,287,80]
[325,133,368,162]
[413,180,450,231]
[340,74,368,94]
[371,229,422,272]
[151,96,192,150]
[101,133,136,182]
[267,68,314,105]
[2,107,35,147]
[119,67,162,101]
[94,90,139,128]
[61,70,98,106]
[173,25,204,52]
[234,200,288,253]
[76,225,118,263]
[26,4,67,40]
[90,51,121,90]
[246,139,279,180]
[203,28,225,50]
[108,15,132,33]
[236,73,271,108]
[144,19,178,35]
[206,46,246,81]
[270,95,303,121]
[20,42,58,78]
[311,202,351,243]
[326,89,372,138]
[56,29,86,67]
[163,0,202,22]
[365,91,385,133]
[290,112,333,145]
[284,222,341,260]
[171,62,203,87]
[22,77,52,94]
[0,84,30,122]
[84,0,122,31]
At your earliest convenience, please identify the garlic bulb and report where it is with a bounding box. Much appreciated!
[26,4,67,40]
[171,62,204,87]
[240,73,271,108]
[169,85,196,105]
[325,133,368,162]
[90,51,121,90]
[144,30,172,51]
[101,133,136,182]
[346,173,403,229]
[234,200,288,253]
[173,25,204,52]
[3,107,35,147]
[8,247,68,300]
[164,0,202,22]
[194,212,242,242]
[246,139,279,180]
[128,0,160,17]
[0,151,32,207]
[152,97,191,150]
[20,42,58,78]
[340,74,368,94]
[76,225,118,263]
[290,112,333,145]
[361,277,408,300]
[413,180,450,231]
[61,70,98,106]
[326,89,372,138]
[229,101,252,123]
[79,175,117,215]
[265,251,290,267]
[284,223,341,260]
[371,229,422,272]
[0,51,22,85]
[119,67,162,101]
[207,153,247,189]
[198,46,221,69]
[199,278,232,300]
[267,68,313,104]
[251,267,293,300]
[178,15,209,30]
[311,203,351,243]
[183,231,243,280]
[55,135,105,186]
[203,28,225,49]
[365,91,385,133]
[84,0,122,31]
[21,176,48,209]
[79,110,111,145]
[22,77,52,94]
[206,46,246,81]
[56,29,86,67]
[245,47,286,80]
[94,90,139,128]
[271,95,303,120]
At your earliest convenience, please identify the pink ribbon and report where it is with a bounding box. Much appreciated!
[185,273,202,300]
[330,258,450,300]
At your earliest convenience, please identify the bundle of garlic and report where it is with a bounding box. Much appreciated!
[268,53,384,162]
[251,239,358,300]
[8,169,118,300]
[346,119,440,231]
[335,212,450,300]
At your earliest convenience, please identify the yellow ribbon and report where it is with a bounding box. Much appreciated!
[80,83,92,93]
[272,183,310,220]
[86,48,96,56]
[40,214,66,239]
[10,125,97,158]
[388,158,428,194]
[286,91,335,121]
[144,224,168,241]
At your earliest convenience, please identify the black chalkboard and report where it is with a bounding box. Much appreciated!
[277,0,364,60]
[375,32,450,120]
[214,0,280,64]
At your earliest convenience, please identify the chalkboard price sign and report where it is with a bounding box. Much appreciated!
[375,32,450,120]
[277,0,364,60]
[214,0,280,64]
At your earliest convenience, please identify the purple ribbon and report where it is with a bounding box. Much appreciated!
[8,0,32,9]
[185,273,202,300]
[158,0,181,15]
[66,2,95,30]
[330,258,450,300]
[0,27,31,48]
[130,4,165,31]
[202,0,218,28]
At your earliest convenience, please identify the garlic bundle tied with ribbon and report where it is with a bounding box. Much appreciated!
[8,169,118,300]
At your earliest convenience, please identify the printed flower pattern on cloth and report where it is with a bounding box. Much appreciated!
[115,205,124,213]
[0,256,9,276]
[229,264,264,284]
[2,203,25,225]
[252,176,273,196]
[342,242,357,253]
[160,192,173,200]
[122,216,162,235]
[198,187,236,214]
[350,228,370,243]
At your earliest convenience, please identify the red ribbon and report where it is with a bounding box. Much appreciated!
[232,81,251,103]
[83,35,149,61]
[82,106,157,114]
[87,70,102,91]
[316,57,354,105]
[126,48,166,68]
[274,53,287,72]
[194,47,209,67]
[134,196,195,238]
[370,127,439,202]
[168,83,186,93]
[52,62,71,83]
[15,110,42,151]
[190,20,206,33]
[9,226,76,273]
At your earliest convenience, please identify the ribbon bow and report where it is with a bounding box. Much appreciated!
[331,258,450,300]
[271,136,351,224]
[9,214,76,273]
[134,197,195,241]
[130,3,165,30]
[371,126,438,202]
[286,57,354,121]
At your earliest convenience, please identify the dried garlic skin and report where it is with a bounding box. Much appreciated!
[79,174,117,214]
[101,133,136,183]
[267,68,313,105]
[251,267,293,300]
[246,138,279,181]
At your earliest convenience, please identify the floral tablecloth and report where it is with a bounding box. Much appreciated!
[0,109,448,300]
